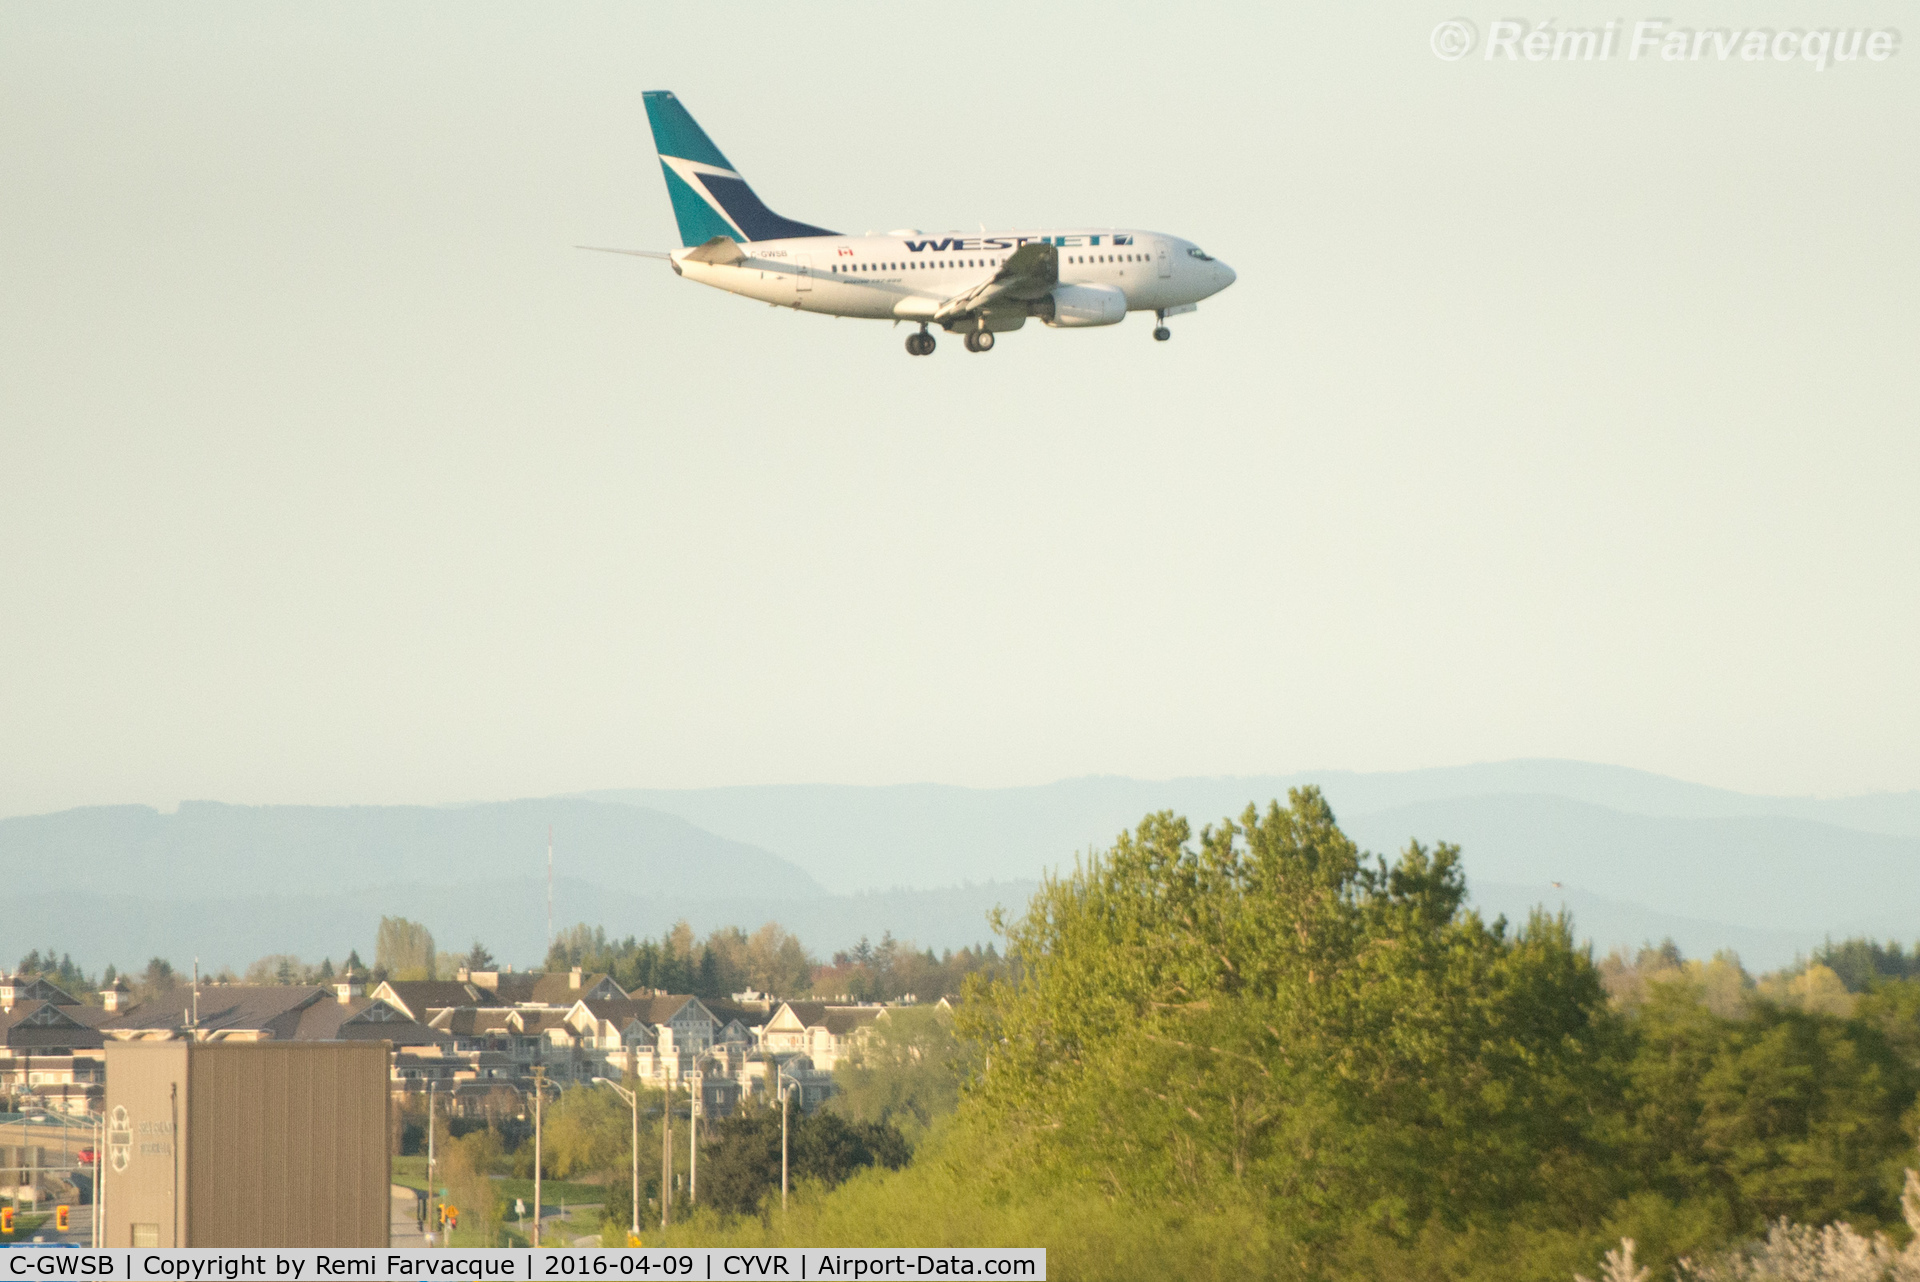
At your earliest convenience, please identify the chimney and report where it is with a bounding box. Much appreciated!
[570,967,583,991]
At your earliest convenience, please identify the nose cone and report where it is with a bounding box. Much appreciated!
[1214,260,1236,291]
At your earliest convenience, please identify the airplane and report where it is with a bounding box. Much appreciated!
[583,92,1236,356]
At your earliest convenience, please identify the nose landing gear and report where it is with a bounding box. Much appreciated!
[963,330,995,353]
[906,326,936,356]
[1152,309,1172,342]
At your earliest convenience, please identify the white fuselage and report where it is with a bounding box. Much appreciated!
[670,228,1235,325]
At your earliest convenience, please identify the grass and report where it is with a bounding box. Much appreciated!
[389,1156,603,1204]
[437,1210,609,1248]
[493,1176,605,1206]
[0,1213,52,1241]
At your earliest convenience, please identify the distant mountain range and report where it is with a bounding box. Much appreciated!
[0,797,825,901]
[0,797,1034,973]
[588,762,1920,890]
[6,761,1916,974]
[588,762,1920,969]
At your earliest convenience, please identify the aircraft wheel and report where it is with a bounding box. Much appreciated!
[1153,326,1171,342]
[974,330,995,352]
[962,332,979,352]
[906,332,931,356]
[919,331,936,355]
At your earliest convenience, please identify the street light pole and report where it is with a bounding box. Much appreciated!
[426,1082,437,1246]
[531,1067,547,1248]
[778,1069,792,1214]
[589,1079,640,1244]
[688,1070,700,1208]
[660,1077,671,1230]
[94,1110,104,1248]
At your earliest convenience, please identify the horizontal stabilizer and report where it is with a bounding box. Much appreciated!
[576,245,673,260]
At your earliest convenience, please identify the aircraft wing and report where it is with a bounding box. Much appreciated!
[934,242,1058,323]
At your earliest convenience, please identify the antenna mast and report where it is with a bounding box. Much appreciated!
[546,826,554,960]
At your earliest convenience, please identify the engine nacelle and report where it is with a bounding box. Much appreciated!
[1032,283,1127,328]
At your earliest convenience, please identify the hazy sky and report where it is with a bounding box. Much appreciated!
[3,2,1914,819]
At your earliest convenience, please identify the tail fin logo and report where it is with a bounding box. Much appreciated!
[643,91,838,247]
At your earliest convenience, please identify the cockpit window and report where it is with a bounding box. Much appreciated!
[1187,247,1214,261]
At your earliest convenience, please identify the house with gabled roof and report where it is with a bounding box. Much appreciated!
[563,997,663,1082]
[0,1000,108,1115]
[94,973,453,1114]
[370,979,488,1022]
[443,966,625,1006]
[556,993,773,1093]
[0,973,83,1012]
[503,1008,585,1080]
[426,1005,518,1053]
[761,1001,882,1073]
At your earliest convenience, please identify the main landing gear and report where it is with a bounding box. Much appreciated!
[906,326,936,356]
[1153,310,1172,342]
[963,330,995,353]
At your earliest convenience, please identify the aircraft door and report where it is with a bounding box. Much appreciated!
[795,254,813,291]
[1156,242,1172,279]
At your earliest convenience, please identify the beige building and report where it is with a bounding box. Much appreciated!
[102,1040,390,1247]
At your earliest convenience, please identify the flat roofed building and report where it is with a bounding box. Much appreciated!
[103,1040,389,1247]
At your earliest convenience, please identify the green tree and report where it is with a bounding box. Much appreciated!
[957,791,1620,1250]
[376,917,436,981]
[1622,979,1917,1235]
[540,1085,632,1179]
[698,1107,909,1218]
[441,1129,503,1244]
[1815,938,1920,992]
[139,957,178,1000]
[830,1007,971,1143]
[743,923,815,996]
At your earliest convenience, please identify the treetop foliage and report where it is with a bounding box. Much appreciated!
[545,919,814,999]
[958,788,1617,1243]
[811,935,1001,1004]
[377,915,437,980]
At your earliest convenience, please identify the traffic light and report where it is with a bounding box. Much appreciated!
[2,1206,14,1234]
[435,1206,446,1228]
[445,1207,458,1232]
[55,1206,69,1232]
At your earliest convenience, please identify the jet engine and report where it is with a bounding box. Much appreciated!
[1031,283,1127,328]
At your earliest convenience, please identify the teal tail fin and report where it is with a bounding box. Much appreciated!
[642,92,837,246]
